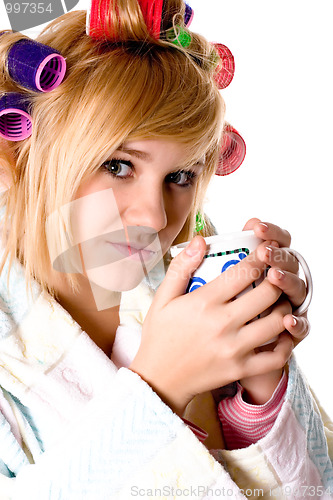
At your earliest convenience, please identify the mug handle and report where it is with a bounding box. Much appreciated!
[281,248,313,316]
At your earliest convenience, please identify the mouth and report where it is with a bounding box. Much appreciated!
[106,241,159,262]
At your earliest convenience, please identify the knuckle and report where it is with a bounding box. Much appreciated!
[270,302,290,330]
[279,299,292,315]
[284,229,292,246]
[222,256,262,287]
[262,278,282,302]
[167,254,183,276]
[196,298,212,319]
[245,252,264,279]
[299,280,307,302]
[275,351,289,369]
[169,256,194,283]
[222,341,238,361]
[296,317,310,338]
[270,313,285,335]
[287,251,299,271]
[246,217,261,228]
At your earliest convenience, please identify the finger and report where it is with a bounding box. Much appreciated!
[156,236,206,304]
[258,245,299,274]
[283,314,310,346]
[244,332,293,376]
[252,221,291,247]
[242,217,261,231]
[267,268,307,308]
[239,298,291,348]
[204,241,271,301]
[230,276,284,325]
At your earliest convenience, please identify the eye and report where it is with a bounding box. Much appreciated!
[166,169,196,187]
[186,276,206,293]
[102,159,133,179]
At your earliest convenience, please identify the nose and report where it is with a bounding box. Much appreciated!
[123,184,168,232]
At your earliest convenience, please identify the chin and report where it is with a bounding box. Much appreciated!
[85,255,160,292]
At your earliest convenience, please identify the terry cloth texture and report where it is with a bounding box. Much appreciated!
[0,243,332,499]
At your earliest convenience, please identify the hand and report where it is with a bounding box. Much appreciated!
[129,235,294,416]
[240,218,310,404]
[243,218,310,346]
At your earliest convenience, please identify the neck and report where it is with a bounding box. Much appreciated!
[52,273,121,358]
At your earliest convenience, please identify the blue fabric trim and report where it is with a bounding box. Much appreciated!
[14,369,184,499]
[0,411,30,476]
[0,245,40,341]
[8,393,45,454]
[0,458,14,478]
[287,356,333,487]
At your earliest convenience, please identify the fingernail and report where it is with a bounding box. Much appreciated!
[185,238,201,257]
[259,222,269,232]
[265,245,274,260]
[291,315,298,327]
[274,269,285,280]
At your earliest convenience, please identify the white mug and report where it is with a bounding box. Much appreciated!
[171,230,312,318]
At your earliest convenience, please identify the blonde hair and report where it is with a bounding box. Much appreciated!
[0,1,225,297]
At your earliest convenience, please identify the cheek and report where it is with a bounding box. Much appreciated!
[75,171,111,199]
[164,191,194,239]
[72,174,124,244]
[169,190,195,223]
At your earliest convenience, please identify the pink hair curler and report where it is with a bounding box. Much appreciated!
[216,125,246,176]
[0,93,32,141]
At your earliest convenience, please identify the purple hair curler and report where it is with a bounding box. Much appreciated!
[184,3,194,26]
[7,39,66,92]
[0,93,32,141]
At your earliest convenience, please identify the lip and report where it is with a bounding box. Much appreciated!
[106,241,159,262]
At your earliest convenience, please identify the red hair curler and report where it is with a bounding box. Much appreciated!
[216,125,246,176]
[212,43,235,90]
[87,0,164,40]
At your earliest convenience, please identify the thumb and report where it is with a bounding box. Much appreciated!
[242,217,261,231]
[156,236,206,306]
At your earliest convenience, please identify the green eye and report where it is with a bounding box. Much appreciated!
[166,170,196,187]
[102,159,133,178]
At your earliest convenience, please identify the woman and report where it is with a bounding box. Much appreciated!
[0,2,332,498]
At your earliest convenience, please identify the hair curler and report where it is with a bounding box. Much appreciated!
[87,0,191,40]
[216,125,246,176]
[0,93,32,141]
[184,4,194,26]
[7,39,66,92]
[87,0,164,39]
[212,43,235,90]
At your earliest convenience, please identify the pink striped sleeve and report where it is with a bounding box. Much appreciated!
[181,418,208,443]
[218,371,288,450]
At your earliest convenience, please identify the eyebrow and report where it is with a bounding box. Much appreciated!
[116,147,205,170]
[117,147,152,161]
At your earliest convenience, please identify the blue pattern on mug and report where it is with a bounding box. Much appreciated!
[221,252,247,273]
[186,276,207,293]
[187,251,248,293]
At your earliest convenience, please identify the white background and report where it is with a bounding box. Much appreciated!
[0,0,332,417]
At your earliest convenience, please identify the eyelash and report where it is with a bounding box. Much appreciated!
[101,158,197,188]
